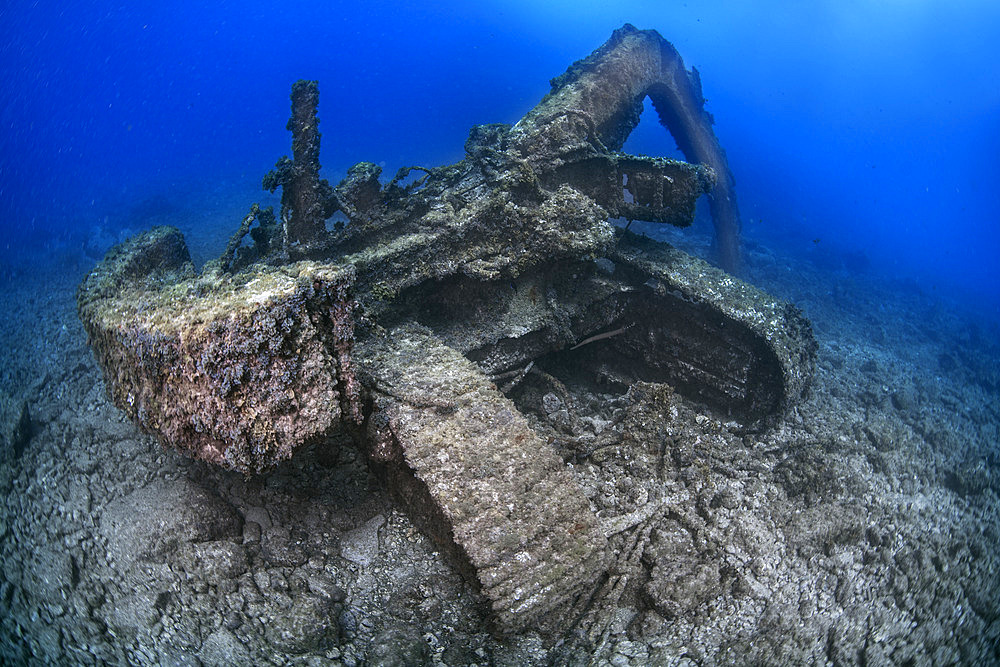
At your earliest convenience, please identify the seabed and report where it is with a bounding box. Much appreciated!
[1,215,998,665]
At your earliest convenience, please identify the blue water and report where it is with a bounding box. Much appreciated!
[2,1,998,314]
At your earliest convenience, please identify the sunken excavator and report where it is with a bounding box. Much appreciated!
[78,25,816,636]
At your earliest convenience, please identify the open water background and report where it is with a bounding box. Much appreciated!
[2,1,998,315]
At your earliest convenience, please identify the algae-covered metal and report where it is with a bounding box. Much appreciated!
[77,227,359,475]
[78,24,815,636]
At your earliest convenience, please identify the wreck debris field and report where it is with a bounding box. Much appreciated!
[2,3,999,666]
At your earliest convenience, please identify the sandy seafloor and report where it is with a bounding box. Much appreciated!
[1,211,998,666]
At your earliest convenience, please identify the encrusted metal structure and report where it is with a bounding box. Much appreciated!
[78,25,815,635]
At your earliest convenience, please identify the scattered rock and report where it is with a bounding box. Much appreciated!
[10,401,32,458]
[340,514,385,568]
[199,628,251,665]
[263,594,339,654]
[100,478,243,565]
[368,625,429,667]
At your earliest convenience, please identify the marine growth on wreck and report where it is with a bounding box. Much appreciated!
[77,25,816,636]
